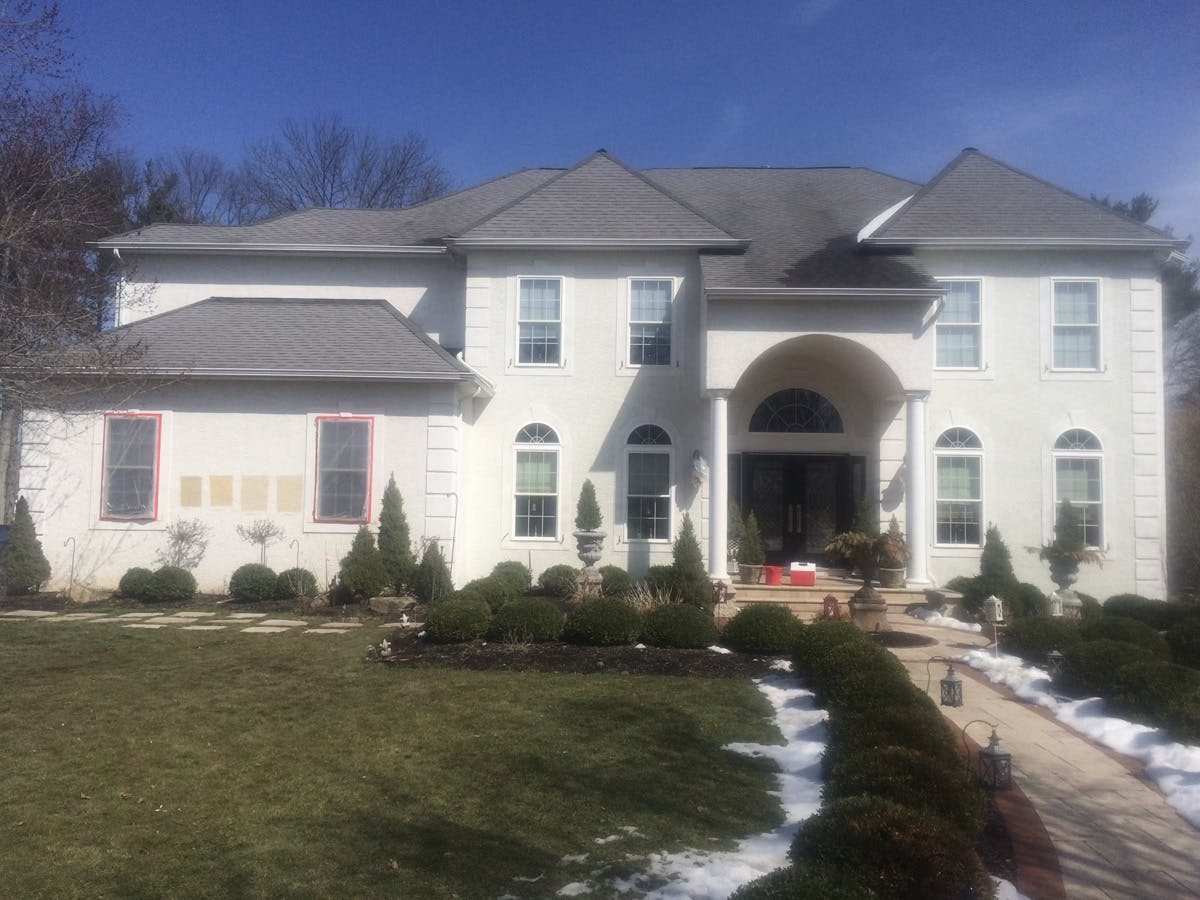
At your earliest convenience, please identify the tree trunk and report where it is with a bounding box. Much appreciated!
[0,401,20,524]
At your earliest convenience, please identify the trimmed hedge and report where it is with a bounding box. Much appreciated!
[538,564,579,598]
[118,567,155,600]
[488,597,564,643]
[455,575,519,612]
[808,641,917,714]
[490,561,532,595]
[599,565,633,597]
[789,796,993,900]
[424,597,492,643]
[229,564,277,603]
[1058,639,1156,697]
[729,865,874,900]
[1167,618,1200,669]
[641,603,717,649]
[999,616,1083,665]
[1108,660,1200,725]
[1081,615,1170,658]
[562,597,641,646]
[792,620,865,677]
[719,604,802,654]
[275,567,319,599]
[824,702,960,771]
[1103,594,1198,630]
[143,566,197,604]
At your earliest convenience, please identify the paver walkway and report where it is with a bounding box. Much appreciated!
[889,618,1200,900]
[0,608,412,636]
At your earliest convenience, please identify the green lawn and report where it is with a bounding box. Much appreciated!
[0,624,784,898]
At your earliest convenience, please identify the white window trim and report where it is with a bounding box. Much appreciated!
[511,427,562,542]
[934,277,985,372]
[623,443,674,544]
[625,276,678,370]
[933,434,984,549]
[1049,277,1104,374]
[1051,439,1105,551]
[514,275,565,369]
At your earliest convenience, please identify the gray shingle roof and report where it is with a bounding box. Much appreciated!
[866,149,1181,246]
[98,169,560,248]
[454,152,742,246]
[96,298,476,380]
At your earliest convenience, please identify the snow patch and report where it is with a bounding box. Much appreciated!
[557,882,591,897]
[560,853,589,864]
[769,659,792,673]
[964,650,1200,829]
[594,834,622,845]
[908,607,982,633]
[707,645,731,654]
[993,876,1032,900]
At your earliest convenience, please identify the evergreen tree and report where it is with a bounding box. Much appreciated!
[378,475,414,592]
[575,478,602,531]
[979,524,1018,593]
[412,539,454,604]
[739,511,765,566]
[337,526,388,600]
[1,497,51,595]
[672,513,706,582]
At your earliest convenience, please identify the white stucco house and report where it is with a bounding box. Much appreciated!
[20,148,1187,599]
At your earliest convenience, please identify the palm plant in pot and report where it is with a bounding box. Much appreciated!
[738,511,765,584]
[876,516,909,589]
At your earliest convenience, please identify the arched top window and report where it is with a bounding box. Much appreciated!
[1055,429,1101,452]
[935,427,982,450]
[749,389,843,433]
[627,424,671,446]
[516,423,559,444]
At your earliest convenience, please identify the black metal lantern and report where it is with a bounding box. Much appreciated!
[978,728,1013,790]
[940,664,964,707]
[1046,649,1065,678]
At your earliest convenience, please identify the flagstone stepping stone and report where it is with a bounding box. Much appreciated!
[302,629,341,634]
[123,623,166,629]
[240,626,293,634]
[257,619,308,627]
[173,611,217,618]
[181,625,227,631]
[380,621,420,628]
[0,609,58,618]
[317,622,362,628]
[115,612,158,619]
[223,613,267,619]
[145,616,203,624]
[48,613,108,621]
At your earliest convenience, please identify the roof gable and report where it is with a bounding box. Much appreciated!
[866,149,1180,247]
[454,151,742,247]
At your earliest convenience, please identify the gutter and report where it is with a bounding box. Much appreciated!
[90,242,449,257]
[861,236,1189,250]
[447,237,748,251]
[705,286,945,301]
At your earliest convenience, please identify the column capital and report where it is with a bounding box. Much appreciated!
[706,388,733,401]
[904,389,931,403]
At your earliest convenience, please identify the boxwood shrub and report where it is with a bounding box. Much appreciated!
[488,597,564,643]
[792,620,867,677]
[599,565,632,596]
[824,701,960,771]
[808,641,917,714]
[563,597,641,646]
[641,603,717,649]
[719,604,802,654]
[275,567,319,599]
[1081,615,1170,658]
[455,575,519,612]
[229,563,277,603]
[1058,638,1156,697]
[424,597,492,643]
[999,616,1083,665]
[490,561,532,595]
[1167,617,1200,669]
[118,566,155,600]
[1103,594,1198,630]
[729,865,874,900]
[1108,659,1200,726]
[538,564,579,598]
[143,566,197,604]
[789,796,993,900]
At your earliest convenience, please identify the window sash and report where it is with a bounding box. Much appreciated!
[316,419,371,521]
[518,278,562,365]
[103,416,159,519]
[1055,456,1103,547]
[515,449,558,538]
[1052,282,1100,370]
[935,454,981,546]
[936,281,981,369]
[629,279,673,366]
[627,451,670,540]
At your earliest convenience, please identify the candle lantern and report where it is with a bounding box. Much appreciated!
[940,664,964,707]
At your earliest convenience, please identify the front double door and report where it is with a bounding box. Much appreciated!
[741,454,860,565]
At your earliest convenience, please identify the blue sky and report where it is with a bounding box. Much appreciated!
[61,0,1200,245]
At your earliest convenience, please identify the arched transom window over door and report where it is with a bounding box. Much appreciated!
[749,389,843,433]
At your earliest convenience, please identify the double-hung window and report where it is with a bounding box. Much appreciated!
[628,279,673,367]
[518,278,562,366]
[626,425,672,540]
[102,413,161,520]
[934,428,983,546]
[1053,429,1103,548]
[936,280,982,369]
[514,423,559,538]
[1052,280,1100,371]
[315,417,372,522]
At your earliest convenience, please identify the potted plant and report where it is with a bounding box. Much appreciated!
[876,516,909,589]
[1032,499,1101,619]
[825,519,889,630]
[573,479,606,596]
[738,511,765,584]
[727,500,745,573]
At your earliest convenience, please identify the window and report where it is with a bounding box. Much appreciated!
[749,389,843,433]
[1053,429,1103,548]
[1052,280,1100,370]
[626,425,672,541]
[628,279,673,366]
[514,423,559,538]
[518,278,562,366]
[934,427,982,546]
[315,417,372,522]
[936,280,982,369]
[102,413,161,520]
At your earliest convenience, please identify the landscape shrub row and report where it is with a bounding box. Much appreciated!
[117,564,321,604]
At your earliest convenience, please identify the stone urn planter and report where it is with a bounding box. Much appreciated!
[574,529,606,598]
[877,566,907,589]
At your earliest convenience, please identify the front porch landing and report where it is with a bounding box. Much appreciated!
[715,570,930,624]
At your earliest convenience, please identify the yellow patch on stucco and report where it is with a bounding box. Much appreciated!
[209,475,233,507]
[276,475,303,513]
[179,476,202,507]
[241,475,268,512]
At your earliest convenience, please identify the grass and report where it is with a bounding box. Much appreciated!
[0,623,784,898]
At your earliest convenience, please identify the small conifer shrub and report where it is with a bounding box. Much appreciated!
[1,497,51,595]
[378,475,415,592]
[490,561,532,595]
[412,539,454,604]
[574,478,603,530]
[338,526,388,600]
[275,567,319,599]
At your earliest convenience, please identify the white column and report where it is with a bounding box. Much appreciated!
[708,390,731,581]
[905,390,931,584]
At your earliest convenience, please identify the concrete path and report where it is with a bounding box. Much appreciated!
[0,609,412,635]
[889,618,1200,900]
